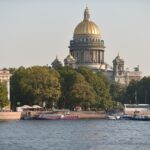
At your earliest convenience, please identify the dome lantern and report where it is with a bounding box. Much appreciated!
[84,6,90,21]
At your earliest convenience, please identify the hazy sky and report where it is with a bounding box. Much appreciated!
[0,0,150,76]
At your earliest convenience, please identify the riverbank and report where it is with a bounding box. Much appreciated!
[0,110,107,120]
[0,112,21,120]
[22,110,107,120]
[69,111,107,119]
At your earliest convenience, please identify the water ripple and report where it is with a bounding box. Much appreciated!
[0,120,150,150]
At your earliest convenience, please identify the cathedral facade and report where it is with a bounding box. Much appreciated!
[60,7,142,85]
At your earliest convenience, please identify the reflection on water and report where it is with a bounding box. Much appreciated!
[0,120,150,150]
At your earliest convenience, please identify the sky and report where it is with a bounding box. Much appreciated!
[0,0,150,76]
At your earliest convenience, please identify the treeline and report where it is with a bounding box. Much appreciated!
[0,82,9,110]
[1,65,150,111]
[10,66,123,111]
[124,78,150,104]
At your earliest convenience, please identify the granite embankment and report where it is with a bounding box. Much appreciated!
[69,111,107,119]
[22,110,107,119]
[0,111,107,120]
[0,112,21,120]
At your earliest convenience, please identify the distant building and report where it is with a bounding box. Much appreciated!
[124,104,150,115]
[64,52,76,68]
[51,56,63,69]
[112,54,141,85]
[0,69,11,100]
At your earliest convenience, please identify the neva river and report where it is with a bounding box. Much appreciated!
[0,120,150,150]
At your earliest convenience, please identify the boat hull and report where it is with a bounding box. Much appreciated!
[25,113,79,120]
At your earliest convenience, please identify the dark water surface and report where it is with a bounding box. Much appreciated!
[0,120,150,150]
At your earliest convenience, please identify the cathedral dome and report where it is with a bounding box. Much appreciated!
[51,56,63,69]
[74,20,100,35]
[74,7,100,36]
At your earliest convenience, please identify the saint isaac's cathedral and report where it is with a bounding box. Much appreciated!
[52,7,142,85]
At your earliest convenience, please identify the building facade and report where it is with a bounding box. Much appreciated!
[112,54,141,85]
[63,7,142,85]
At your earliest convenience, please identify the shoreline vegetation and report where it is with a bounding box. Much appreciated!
[1,66,150,116]
[9,66,124,112]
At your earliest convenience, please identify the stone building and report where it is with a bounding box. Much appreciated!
[112,54,141,85]
[63,7,142,85]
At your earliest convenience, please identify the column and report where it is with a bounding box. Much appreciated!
[7,80,10,100]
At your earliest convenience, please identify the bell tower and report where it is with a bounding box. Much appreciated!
[113,53,124,77]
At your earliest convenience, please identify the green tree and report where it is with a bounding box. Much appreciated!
[10,66,27,108]
[124,80,138,104]
[57,66,77,108]
[133,77,150,104]
[10,66,61,109]
[58,67,97,109]
[0,82,9,109]
[77,67,113,111]
[109,82,126,103]
[69,73,96,110]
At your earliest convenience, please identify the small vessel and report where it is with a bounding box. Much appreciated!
[35,113,63,120]
[120,114,133,120]
[131,115,150,121]
[108,114,121,120]
[108,115,116,120]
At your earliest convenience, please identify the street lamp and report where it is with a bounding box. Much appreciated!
[145,90,147,104]
[135,90,137,104]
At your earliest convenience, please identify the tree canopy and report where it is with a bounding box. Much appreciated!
[0,82,9,109]
[10,65,149,111]
[10,66,61,109]
[124,77,150,104]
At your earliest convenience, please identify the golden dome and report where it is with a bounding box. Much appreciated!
[74,20,100,35]
[74,7,100,36]
[66,53,75,61]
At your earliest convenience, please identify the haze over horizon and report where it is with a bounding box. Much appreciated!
[0,0,150,76]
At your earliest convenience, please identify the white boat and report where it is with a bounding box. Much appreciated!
[108,115,120,120]
[108,115,116,120]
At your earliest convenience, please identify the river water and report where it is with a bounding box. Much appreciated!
[0,120,150,150]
